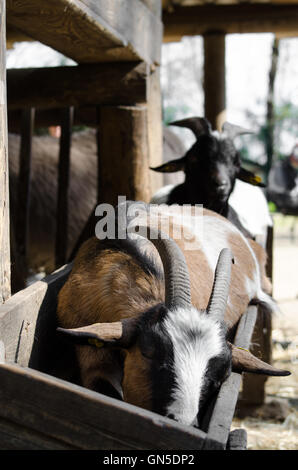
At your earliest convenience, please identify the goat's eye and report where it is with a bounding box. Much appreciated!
[140,340,155,359]
[141,348,154,360]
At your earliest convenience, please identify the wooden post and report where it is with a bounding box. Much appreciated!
[98,105,151,207]
[0,0,11,302]
[15,108,35,278]
[239,226,274,411]
[203,32,226,131]
[240,308,272,408]
[147,68,163,197]
[55,108,73,268]
[142,1,163,197]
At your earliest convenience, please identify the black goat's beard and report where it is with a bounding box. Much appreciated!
[207,195,229,216]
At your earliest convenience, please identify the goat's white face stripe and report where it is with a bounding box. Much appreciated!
[164,307,224,426]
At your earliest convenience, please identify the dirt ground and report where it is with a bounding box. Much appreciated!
[232,214,298,450]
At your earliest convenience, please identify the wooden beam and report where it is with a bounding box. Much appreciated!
[163,5,298,40]
[8,107,98,132]
[0,0,11,303]
[6,24,34,49]
[7,62,148,110]
[6,0,163,65]
[55,108,74,268]
[15,108,35,277]
[203,33,226,131]
[0,362,206,450]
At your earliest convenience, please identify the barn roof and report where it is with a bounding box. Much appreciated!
[162,0,298,41]
[7,1,298,56]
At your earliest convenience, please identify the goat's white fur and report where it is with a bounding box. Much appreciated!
[164,307,224,425]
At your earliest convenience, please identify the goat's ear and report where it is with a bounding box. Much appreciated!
[57,318,138,349]
[237,167,266,187]
[150,156,186,173]
[229,343,291,376]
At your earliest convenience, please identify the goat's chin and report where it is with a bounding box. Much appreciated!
[207,195,230,212]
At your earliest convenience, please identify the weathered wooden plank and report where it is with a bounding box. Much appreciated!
[0,363,206,450]
[55,108,73,268]
[7,62,148,111]
[7,0,162,65]
[0,0,11,303]
[0,263,72,368]
[0,417,76,450]
[163,5,298,40]
[203,306,257,449]
[15,108,35,278]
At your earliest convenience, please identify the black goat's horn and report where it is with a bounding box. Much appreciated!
[207,248,234,321]
[222,122,254,140]
[130,226,192,310]
[169,117,212,138]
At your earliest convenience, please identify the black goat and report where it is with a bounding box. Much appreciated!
[150,117,265,238]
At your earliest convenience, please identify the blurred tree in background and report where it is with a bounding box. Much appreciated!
[238,37,298,182]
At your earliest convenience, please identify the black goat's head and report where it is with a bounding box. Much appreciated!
[151,117,264,209]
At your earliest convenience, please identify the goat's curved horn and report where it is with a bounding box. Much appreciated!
[222,122,254,140]
[169,117,212,138]
[130,226,192,310]
[207,248,234,321]
[229,343,291,376]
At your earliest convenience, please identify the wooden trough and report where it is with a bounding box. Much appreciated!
[0,262,257,450]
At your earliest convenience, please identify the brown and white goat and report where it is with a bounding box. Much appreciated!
[57,202,289,426]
